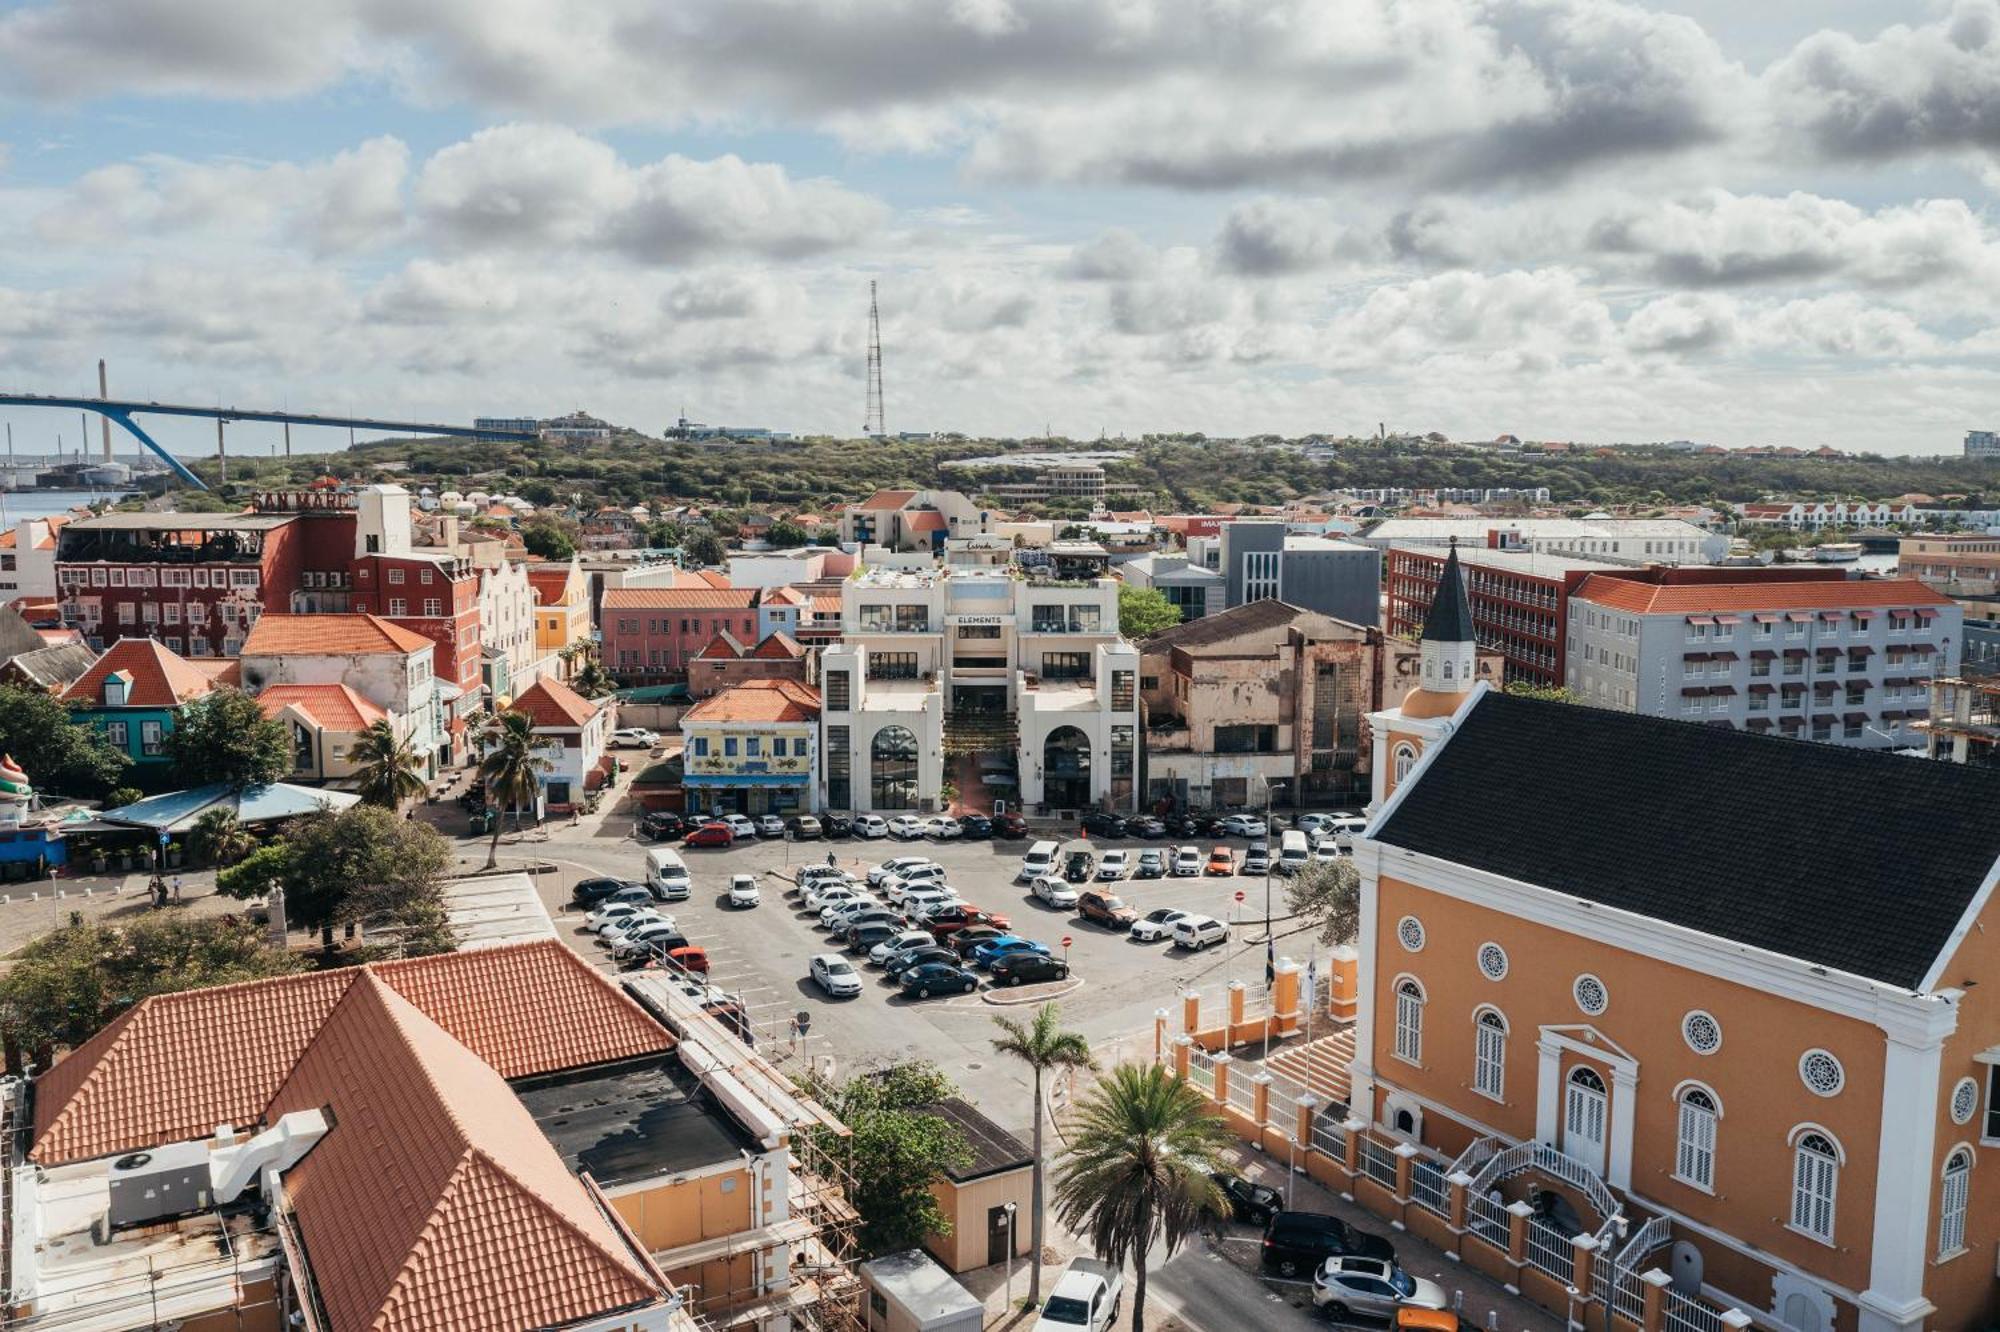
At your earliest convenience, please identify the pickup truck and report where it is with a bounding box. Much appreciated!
[1034,1257,1122,1332]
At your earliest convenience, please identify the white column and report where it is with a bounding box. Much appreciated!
[1535,1036,1562,1146]
[1608,1063,1638,1191]
[1858,1013,1949,1332]
[1348,842,1381,1112]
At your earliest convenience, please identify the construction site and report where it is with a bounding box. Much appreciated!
[1915,676,2000,765]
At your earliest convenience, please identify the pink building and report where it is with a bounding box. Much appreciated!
[600,587,760,681]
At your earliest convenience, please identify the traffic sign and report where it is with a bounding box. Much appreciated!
[1234,890,1246,904]
[1061,935,1073,949]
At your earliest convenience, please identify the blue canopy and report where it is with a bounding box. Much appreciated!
[101,782,360,834]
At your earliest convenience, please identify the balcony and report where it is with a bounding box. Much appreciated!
[1146,724,1193,754]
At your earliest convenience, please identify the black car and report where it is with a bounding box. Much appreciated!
[822,814,853,838]
[1260,1210,1394,1278]
[571,876,639,906]
[1062,850,1095,883]
[847,920,904,952]
[639,810,684,841]
[949,925,1007,958]
[989,952,1071,986]
[1211,1172,1284,1226]
[958,813,993,838]
[842,908,909,936]
[1081,811,1128,839]
[901,960,979,998]
[1128,815,1167,839]
[885,944,957,977]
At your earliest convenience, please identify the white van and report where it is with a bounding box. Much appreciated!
[1329,815,1369,851]
[1017,840,1061,883]
[1278,830,1311,876]
[646,847,692,902]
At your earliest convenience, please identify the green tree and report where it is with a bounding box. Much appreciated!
[1501,680,1581,704]
[1283,857,1361,948]
[187,807,255,867]
[0,913,304,1059]
[521,516,579,560]
[217,804,453,952]
[0,685,128,796]
[476,709,552,867]
[166,687,292,789]
[990,1004,1097,1305]
[803,1062,972,1257]
[349,719,427,811]
[681,528,726,568]
[561,642,616,697]
[105,786,144,811]
[1052,1064,1232,1332]
[764,519,809,548]
[1117,584,1183,639]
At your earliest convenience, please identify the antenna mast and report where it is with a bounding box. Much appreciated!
[863,281,884,437]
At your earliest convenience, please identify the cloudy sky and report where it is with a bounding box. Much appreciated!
[1,0,1997,459]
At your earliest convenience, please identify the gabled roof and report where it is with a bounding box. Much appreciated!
[525,566,579,604]
[752,631,805,660]
[31,939,672,1165]
[242,613,433,657]
[510,675,600,729]
[693,631,746,660]
[853,489,917,511]
[2,642,97,690]
[1140,598,1352,650]
[63,638,220,708]
[256,683,388,732]
[1374,691,2000,989]
[907,510,949,534]
[681,679,821,725]
[601,587,757,610]
[1575,574,1954,615]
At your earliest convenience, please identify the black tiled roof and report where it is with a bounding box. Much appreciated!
[922,1098,1033,1182]
[1420,544,1474,643]
[1374,691,2000,989]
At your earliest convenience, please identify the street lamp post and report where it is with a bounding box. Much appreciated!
[1003,1202,1018,1307]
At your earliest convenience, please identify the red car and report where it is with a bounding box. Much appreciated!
[684,821,734,848]
[993,812,1029,839]
[1204,846,1234,876]
[662,945,710,974]
[926,904,1013,939]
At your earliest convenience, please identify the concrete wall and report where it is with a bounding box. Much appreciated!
[925,1167,1032,1273]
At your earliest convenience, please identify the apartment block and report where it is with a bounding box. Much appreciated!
[1387,545,1626,688]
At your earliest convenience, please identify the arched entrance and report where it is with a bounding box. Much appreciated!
[1042,726,1091,810]
[870,726,918,811]
[1563,1065,1608,1173]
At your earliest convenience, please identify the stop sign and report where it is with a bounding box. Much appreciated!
[1234,890,1246,904]
[1061,935,1073,949]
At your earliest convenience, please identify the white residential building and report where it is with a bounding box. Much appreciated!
[1357,517,1728,564]
[239,613,447,773]
[476,557,551,700]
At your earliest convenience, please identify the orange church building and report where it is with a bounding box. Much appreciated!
[1346,543,2000,1332]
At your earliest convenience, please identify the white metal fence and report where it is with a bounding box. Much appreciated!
[1524,1218,1575,1285]
[1409,1158,1449,1215]
[1310,1109,1347,1159]
[1664,1291,1727,1332]
[1358,1136,1398,1189]
[1187,1046,1216,1095]
[1226,1069,1259,1117]
[1466,1192,1510,1248]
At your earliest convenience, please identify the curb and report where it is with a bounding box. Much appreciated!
[981,977,1085,1005]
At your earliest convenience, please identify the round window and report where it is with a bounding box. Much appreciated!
[1799,1049,1845,1098]
[1681,1011,1722,1056]
[1951,1077,1979,1126]
[1396,915,1426,953]
[1477,942,1509,981]
[1573,974,1609,1016]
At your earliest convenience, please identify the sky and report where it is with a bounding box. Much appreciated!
[1,0,1998,460]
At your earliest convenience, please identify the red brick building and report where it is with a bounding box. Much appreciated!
[601,587,761,681]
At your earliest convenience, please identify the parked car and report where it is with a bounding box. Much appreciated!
[585,899,654,931]
[993,812,1029,839]
[885,944,958,977]
[824,902,901,933]
[869,929,937,966]
[869,856,938,888]
[958,813,993,838]
[610,727,660,749]
[806,882,871,912]
[822,813,853,838]
[1220,814,1268,838]
[900,960,980,998]
[852,814,889,839]
[948,925,1007,958]
[594,910,667,946]
[1081,811,1128,839]
[1260,1210,1395,1279]
[684,821,734,848]
[571,877,645,907]
[809,952,862,998]
[924,815,964,840]
[925,905,1012,938]
[1314,844,1343,866]
[1134,849,1168,879]
[972,936,1051,970]
[613,922,689,962]
[1017,840,1060,882]
[1312,1257,1446,1321]
[1129,907,1191,942]
[881,865,950,900]
[819,898,885,929]
[1328,814,1369,849]
[1204,846,1234,876]
[1295,812,1335,839]
[1211,1172,1283,1226]
[887,815,927,839]
[727,874,760,908]
[1032,875,1080,908]
[1171,915,1229,950]
[639,810,684,841]
[785,815,823,840]
[899,888,961,918]
[661,944,709,975]
[1171,845,1203,876]
[1096,850,1130,880]
[1033,1259,1121,1332]
[1242,842,1272,876]
[846,920,906,954]
[990,952,1071,986]
[1128,815,1167,839]
[1062,850,1095,883]
[1077,891,1136,929]
[645,847,692,901]
[720,814,758,839]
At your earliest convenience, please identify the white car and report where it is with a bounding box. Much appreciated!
[882,867,949,902]
[868,856,938,888]
[1328,814,1369,850]
[853,814,890,839]
[1096,851,1130,881]
[810,953,863,998]
[610,727,660,749]
[794,866,850,894]
[1313,844,1343,865]
[1128,908,1190,942]
[806,882,868,911]
[1294,813,1335,838]
[821,898,887,931]
[585,900,653,931]
[719,814,758,839]
[1171,914,1229,951]
[1171,845,1203,877]
[728,874,761,908]
[594,911,667,946]
[887,815,927,839]
[900,888,960,918]
[1220,814,1267,838]
[613,921,684,960]
[1312,1257,1447,1321]
[869,929,937,966]
[924,816,963,840]
[756,814,787,839]
[1032,875,1080,908]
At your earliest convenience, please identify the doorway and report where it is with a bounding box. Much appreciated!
[1669,1241,1703,1297]
[1562,1065,1608,1173]
[987,1204,1013,1265]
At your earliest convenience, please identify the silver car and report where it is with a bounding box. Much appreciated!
[1311,1257,1447,1321]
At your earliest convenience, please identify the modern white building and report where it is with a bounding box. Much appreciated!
[1358,517,1728,564]
[819,567,1140,815]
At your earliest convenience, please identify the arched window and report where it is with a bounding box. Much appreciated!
[1393,978,1425,1064]
[1442,658,1455,681]
[1790,1131,1840,1242]
[1940,1148,1973,1258]
[1675,1087,1719,1191]
[1393,743,1417,785]
[1472,1009,1506,1100]
[869,726,918,811]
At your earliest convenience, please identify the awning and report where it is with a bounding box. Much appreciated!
[1752,613,1781,623]
[1813,682,1838,695]
[1911,643,1937,655]
[1683,652,1710,662]
[1851,610,1878,621]
[1779,716,1804,728]
[1749,683,1775,694]
[1713,614,1743,625]
[1819,610,1843,622]
[1848,645,1874,657]
[1782,682,1806,693]
[1916,608,1941,620]
[1681,686,1710,696]
[1815,646,1839,656]
[1709,685,1737,696]
[1786,612,1814,622]
[1686,615,1716,626]
[1784,648,1809,658]
[1746,718,1773,730]
[1709,652,1740,663]
[1844,712,1869,723]
[1750,650,1776,660]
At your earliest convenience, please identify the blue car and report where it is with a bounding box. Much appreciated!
[900,960,979,998]
[971,936,1051,970]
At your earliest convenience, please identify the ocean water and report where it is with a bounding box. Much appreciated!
[0,490,131,525]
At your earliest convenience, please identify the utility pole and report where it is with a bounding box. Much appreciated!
[97,360,111,460]
[863,281,884,437]
[284,422,291,458]
[217,418,227,487]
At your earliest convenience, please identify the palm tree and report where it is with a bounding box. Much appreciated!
[990,1003,1096,1306]
[187,807,254,868]
[349,719,426,812]
[1051,1063,1233,1332]
[476,710,552,869]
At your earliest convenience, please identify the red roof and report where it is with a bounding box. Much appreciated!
[257,683,389,732]
[907,510,949,533]
[601,587,756,610]
[693,632,745,660]
[510,675,600,728]
[751,631,804,660]
[525,567,578,604]
[63,638,220,708]
[1576,575,1954,615]
[681,678,821,724]
[243,613,434,657]
[853,488,917,511]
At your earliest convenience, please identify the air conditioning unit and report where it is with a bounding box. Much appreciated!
[106,1141,212,1229]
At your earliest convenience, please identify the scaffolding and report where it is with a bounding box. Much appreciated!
[1915,677,2000,765]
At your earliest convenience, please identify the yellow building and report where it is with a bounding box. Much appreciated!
[528,557,593,674]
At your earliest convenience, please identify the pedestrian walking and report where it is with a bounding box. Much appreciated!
[826,850,836,869]
[171,875,183,904]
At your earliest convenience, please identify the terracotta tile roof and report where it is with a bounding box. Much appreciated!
[257,683,389,732]
[508,676,600,730]
[853,488,918,511]
[682,678,821,725]
[601,587,757,610]
[696,569,734,588]
[751,631,804,660]
[809,595,842,616]
[907,510,949,533]
[1576,574,1954,615]
[243,613,433,657]
[62,638,221,708]
[693,632,745,660]
[31,940,671,1165]
[525,568,577,604]
[761,585,806,606]
[266,974,663,1332]
[188,657,242,687]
